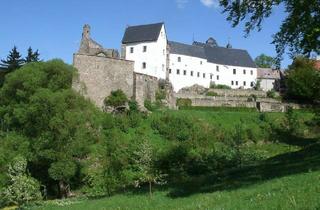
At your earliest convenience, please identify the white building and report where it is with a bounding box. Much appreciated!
[257,68,281,91]
[121,22,258,92]
[121,23,167,79]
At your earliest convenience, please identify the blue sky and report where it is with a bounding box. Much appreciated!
[0,0,290,67]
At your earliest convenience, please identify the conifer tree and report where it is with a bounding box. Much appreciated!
[0,46,25,71]
[25,47,40,63]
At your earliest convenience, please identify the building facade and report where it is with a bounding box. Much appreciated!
[121,22,258,92]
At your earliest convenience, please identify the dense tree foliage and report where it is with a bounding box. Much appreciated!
[220,0,320,63]
[254,54,277,68]
[285,57,320,102]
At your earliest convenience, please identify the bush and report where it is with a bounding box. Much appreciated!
[206,91,218,96]
[128,100,139,112]
[104,90,128,109]
[267,90,276,98]
[210,84,231,89]
[156,89,166,101]
[151,114,194,141]
[0,157,42,207]
[176,98,192,107]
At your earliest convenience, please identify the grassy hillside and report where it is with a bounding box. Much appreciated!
[32,142,320,210]
[28,109,319,210]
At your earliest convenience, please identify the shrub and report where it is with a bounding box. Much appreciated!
[151,114,194,141]
[206,91,218,96]
[144,99,154,111]
[0,157,42,207]
[104,90,128,109]
[176,98,192,107]
[156,89,166,101]
[254,80,261,90]
[267,90,276,98]
[128,100,139,112]
[210,84,231,89]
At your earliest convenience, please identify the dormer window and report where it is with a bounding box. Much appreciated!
[178,57,181,62]
[143,46,147,52]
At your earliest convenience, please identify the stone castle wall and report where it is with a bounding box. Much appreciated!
[73,53,134,107]
[133,73,158,106]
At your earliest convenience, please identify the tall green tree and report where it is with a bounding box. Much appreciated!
[285,57,320,102]
[254,54,277,68]
[0,46,24,71]
[0,60,103,198]
[220,0,320,63]
[25,47,40,63]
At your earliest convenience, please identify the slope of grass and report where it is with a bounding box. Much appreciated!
[32,168,320,210]
[28,109,319,210]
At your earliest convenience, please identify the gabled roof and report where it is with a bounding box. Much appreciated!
[169,41,206,59]
[122,23,164,44]
[257,68,281,79]
[169,41,256,68]
[204,46,256,68]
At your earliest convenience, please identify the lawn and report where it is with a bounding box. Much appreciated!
[28,109,319,210]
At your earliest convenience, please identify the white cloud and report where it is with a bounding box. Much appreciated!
[200,0,219,8]
[176,0,189,9]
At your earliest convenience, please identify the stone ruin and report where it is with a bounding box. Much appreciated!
[78,24,119,58]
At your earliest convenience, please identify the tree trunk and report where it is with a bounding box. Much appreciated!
[149,181,152,197]
[58,180,71,199]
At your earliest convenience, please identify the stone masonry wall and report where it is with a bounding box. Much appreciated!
[73,53,134,107]
[133,73,158,106]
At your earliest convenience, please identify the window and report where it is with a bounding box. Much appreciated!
[210,74,213,80]
[231,81,234,85]
[183,70,187,75]
[243,81,246,86]
[163,49,165,55]
[217,75,219,80]
[203,73,206,78]
[236,81,238,86]
[169,69,172,74]
[142,62,146,69]
[251,82,254,87]
[191,71,194,76]
[200,61,203,65]
[243,69,246,74]
[143,46,147,52]
[251,70,253,75]
[130,47,134,53]
[216,65,219,72]
[233,69,236,75]
[178,57,181,62]
[197,72,200,77]
[177,69,180,75]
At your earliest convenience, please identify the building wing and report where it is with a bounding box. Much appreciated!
[169,41,207,59]
[122,22,164,44]
[204,46,256,68]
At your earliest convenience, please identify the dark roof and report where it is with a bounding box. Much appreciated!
[169,41,206,59]
[122,23,164,44]
[205,46,256,68]
[169,41,256,68]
